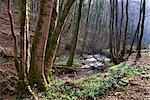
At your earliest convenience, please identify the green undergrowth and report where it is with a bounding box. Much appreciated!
[104,61,115,67]
[42,63,147,99]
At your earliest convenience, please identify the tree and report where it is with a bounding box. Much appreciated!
[8,0,76,93]
[115,0,119,52]
[44,0,57,82]
[26,0,31,74]
[28,0,54,91]
[18,0,28,94]
[7,0,25,94]
[44,0,76,76]
[122,0,129,56]
[81,0,91,56]
[137,0,146,58]
[129,0,143,56]
[109,0,116,63]
[67,0,84,66]
[118,0,124,52]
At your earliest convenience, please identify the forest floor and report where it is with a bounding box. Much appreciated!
[102,53,150,100]
[0,53,150,100]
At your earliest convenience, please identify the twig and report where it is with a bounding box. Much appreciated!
[27,85,38,100]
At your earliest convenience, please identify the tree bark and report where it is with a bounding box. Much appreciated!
[44,0,76,77]
[19,0,26,82]
[109,0,116,62]
[7,0,19,71]
[28,0,54,91]
[122,0,128,56]
[115,0,119,52]
[137,0,146,58]
[129,0,143,56]
[44,0,57,82]
[81,0,91,56]
[7,0,25,94]
[67,0,83,66]
[26,0,31,73]
[118,0,124,53]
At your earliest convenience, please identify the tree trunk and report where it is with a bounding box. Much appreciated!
[7,0,26,94]
[28,0,54,91]
[26,0,31,74]
[19,0,26,81]
[7,0,19,71]
[137,0,146,58]
[81,0,91,56]
[44,0,76,78]
[44,0,57,82]
[129,0,143,56]
[115,0,119,52]
[118,0,124,53]
[122,0,128,56]
[18,0,28,95]
[109,0,116,62]
[67,0,83,66]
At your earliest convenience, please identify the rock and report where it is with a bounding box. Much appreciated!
[82,54,109,68]
[82,54,89,59]
[94,54,100,58]
[104,58,111,62]
[81,59,85,64]
[114,92,122,96]
[141,74,150,79]
[94,62,104,67]
[86,55,94,59]
[82,65,91,68]
[101,56,111,62]
[85,58,97,63]
[89,63,95,67]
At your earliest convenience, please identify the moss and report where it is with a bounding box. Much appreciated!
[29,43,48,91]
[51,34,58,45]
[44,33,59,81]
[58,15,65,23]
[14,58,20,72]
[28,61,48,91]
[44,34,53,81]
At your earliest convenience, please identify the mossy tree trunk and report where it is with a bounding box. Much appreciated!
[67,0,83,66]
[20,0,26,79]
[28,0,54,91]
[18,0,28,94]
[44,0,57,82]
[44,0,76,79]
